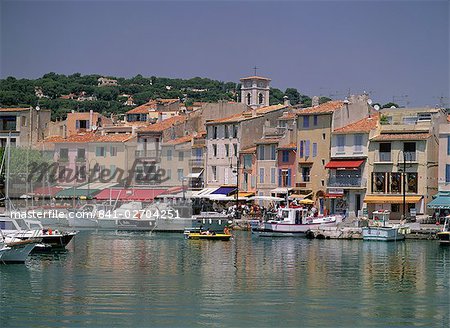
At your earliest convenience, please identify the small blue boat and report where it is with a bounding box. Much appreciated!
[362,210,407,241]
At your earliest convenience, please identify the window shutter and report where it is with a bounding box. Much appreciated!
[76,120,80,129]
[287,169,292,186]
[305,140,310,157]
[446,164,450,183]
[278,169,282,186]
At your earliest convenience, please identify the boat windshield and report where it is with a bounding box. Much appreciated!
[281,210,289,219]
[444,218,450,232]
[14,219,29,230]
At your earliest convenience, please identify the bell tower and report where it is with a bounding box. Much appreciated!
[240,73,271,109]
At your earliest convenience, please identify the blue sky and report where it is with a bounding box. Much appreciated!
[1,0,448,107]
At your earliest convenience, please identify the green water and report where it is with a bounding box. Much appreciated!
[1,231,449,327]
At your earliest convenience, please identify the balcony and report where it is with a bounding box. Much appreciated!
[189,157,204,167]
[328,176,366,188]
[401,151,417,162]
[135,150,159,160]
[375,152,392,162]
[75,156,86,163]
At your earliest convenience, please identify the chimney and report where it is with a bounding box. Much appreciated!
[63,124,67,138]
[158,112,163,123]
[312,96,320,107]
[89,110,93,130]
[131,125,137,137]
[283,96,290,106]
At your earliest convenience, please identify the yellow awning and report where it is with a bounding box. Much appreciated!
[364,195,423,204]
[236,192,254,198]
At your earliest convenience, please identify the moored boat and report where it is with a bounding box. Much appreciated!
[184,227,232,241]
[0,238,40,263]
[437,215,450,245]
[252,207,341,237]
[362,210,407,242]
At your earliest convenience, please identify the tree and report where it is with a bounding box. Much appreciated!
[270,88,285,105]
[284,88,300,105]
[382,102,399,108]
[319,96,332,105]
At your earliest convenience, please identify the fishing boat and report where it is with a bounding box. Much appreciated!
[184,227,232,241]
[362,210,408,241]
[252,207,341,237]
[437,215,450,245]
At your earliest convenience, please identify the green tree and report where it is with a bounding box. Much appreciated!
[382,102,399,108]
[284,88,300,105]
[319,96,332,104]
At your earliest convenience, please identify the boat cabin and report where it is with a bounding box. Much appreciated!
[274,207,309,224]
[371,210,391,227]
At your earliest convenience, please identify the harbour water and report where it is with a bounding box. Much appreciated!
[1,231,450,327]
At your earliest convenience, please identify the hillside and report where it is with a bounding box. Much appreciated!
[0,73,316,120]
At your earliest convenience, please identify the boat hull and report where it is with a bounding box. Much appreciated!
[0,242,36,263]
[252,221,337,237]
[185,233,232,241]
[362,227,405,241]
[67,216,98,228]
[437,232,450,244]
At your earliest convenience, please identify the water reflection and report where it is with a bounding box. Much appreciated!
[0,232,449,327]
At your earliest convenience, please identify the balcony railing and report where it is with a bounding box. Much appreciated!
[189,157,204,167]
[328,176,366,188]
[75,156,86,163]
[401,151,417,162]
[375,152,392,162]
[135,150,159,159]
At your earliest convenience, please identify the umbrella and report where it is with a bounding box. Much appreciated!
[299,199,315,205]
[248,196,285,202]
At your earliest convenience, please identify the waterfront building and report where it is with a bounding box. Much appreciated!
[365,107,445,220]
[205,104,288,188]
[294,96,372,214]
[159,135,194,188]
[326,114,379,218]
[0,107,51,147]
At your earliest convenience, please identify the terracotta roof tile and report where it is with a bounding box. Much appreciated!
[44,133,135,143]
[334,115,379,134]
[0,107,31,112]
[207,104,287,124]
[239,146,257,154]
[255,138,280,144]
[163,135,193,145]
[138,115,186,133]
[126,101,157,114]
[277,143,297,149]
[296,101,344,115]
[371,133,431,141]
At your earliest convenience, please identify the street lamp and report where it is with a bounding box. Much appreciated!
[230,157,240,220]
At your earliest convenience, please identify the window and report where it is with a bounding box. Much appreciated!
[247,93,251,105]
[167,149,172,161]
[417,113,432,121]
[194,148,202,158]
[407,173,417,193]
[312,143,317,157]
[271,167,276,184]
[404,142,416,161]
[299,141,304,158]
[448,136,450,155]
[313,115,318,126]
[225,144,229,157]
[167,169,172,179]
[258,145,264,160]
[446,165,450,183]
[259,93,264,104]
[233,125,238,138]
[60,148,69,161]
[303,116,310,128]
[379,143,391,161]
[213,126,218,139]
[390,172,401,193]
[77,148,85,160]
[271,144,276,160]
[282,150,289,163]
[337,135,345,152]
[110,146,117,157]
[110,165,116,176]
[305,140,310,157]
[391,204,400,212]
[213,144,217,157]
[354,134,363,152]
[373,172,386,193]
[233,144,238,156]
[243,154,252,169]
[177,169,184,181]
[21,116,27,127]
[279,169,291,187]
[224,125,229,138]
[178,151,184,161]
[302,167,310,182]
[96,146,105,157]
[212,166,217,181]
[259,168,265,183]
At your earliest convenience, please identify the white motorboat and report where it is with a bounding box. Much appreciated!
[0,232,39,263]
[362,210,408,241]
[0,215,77,249]
[437,215,450,245]
[252,207,341,237]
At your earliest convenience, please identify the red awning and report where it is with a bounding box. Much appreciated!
[326,193,344,199]
[31,186,64,197]
[325,160,365,169]
[94,189,166,201]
